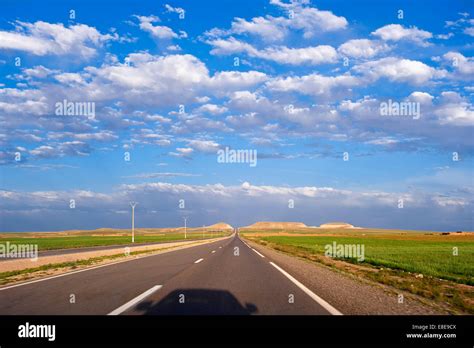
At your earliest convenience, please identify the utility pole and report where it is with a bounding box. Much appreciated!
[130,202,137,243]
[183,217,187,239]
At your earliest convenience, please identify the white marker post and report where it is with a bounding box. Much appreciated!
[183,217,187,239]
[130,202,138,243]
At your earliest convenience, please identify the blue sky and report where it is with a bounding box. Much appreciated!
[0,0,473,232]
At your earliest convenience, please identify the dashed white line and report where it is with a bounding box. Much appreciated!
[219,246,222,249]
[108,285,162,315]
[211,250,216,253]
[269,262,343,316]
[194,258,204,264]
[251,248,265,258]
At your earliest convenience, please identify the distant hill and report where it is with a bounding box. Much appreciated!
[242,221,308,229]
[204,222,234,230]
[240,221,358,230]
[319,222,355,229]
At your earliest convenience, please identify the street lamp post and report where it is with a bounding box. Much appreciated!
[130,202,138,243]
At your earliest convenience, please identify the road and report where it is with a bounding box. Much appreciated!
[0,233,341,315]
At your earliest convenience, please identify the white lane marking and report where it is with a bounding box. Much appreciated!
[211,250,216,253]
[0,238,231,291]
[194,258,204,264]
[219,247,222,249]
[251,248,265,258]
[108,285,162,315]
[269,262,343,316]
[240,239,252,248]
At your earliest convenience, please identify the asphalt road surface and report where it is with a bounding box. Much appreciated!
[0,234,341,315]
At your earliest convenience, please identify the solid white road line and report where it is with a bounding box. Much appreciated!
[108,285,162,315]
[194,258,204,264]
[251,248,265,258]
[240,239,251,248]
[269,262,343,315]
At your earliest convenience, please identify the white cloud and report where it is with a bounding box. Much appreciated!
[18,65,57,79]
[135,15,187,40]
[229,16,285,41]
[166,44,181,51]
[436,33,454,40]
[209,70,268,91]
[465,26,474,37]
[266,73,359,97]
[187,139,221,153]
[365,137,399,146]
[54,73,86,85]
[259,43,338,65]
[209,37,338,65]
[336,91,474,150]
[372,24,432,46]
[128,128,172,146]
[194,103,228,115]
[29,141,91,158]
[407,91,434,105]
[205,1,347,42]
[433,196,468,207]
[69,54,268,106]
[225,90,341,127]
[47,130,118,142]
[338,39,390,58]
[0,88,49,115]
[164,4,185,15]
[434,92,474,126]
[445,14,474,37]
[0,21,117,58]
[171,115,231,133]
[442,52,474,80]
[170,147,194,158]
[207,37,255,55]
[353,57,445,85]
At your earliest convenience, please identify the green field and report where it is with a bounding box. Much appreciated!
[254,235,474,285]
[0,232,228,251]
